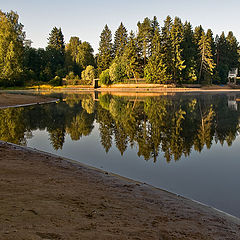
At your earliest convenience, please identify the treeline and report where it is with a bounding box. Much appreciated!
[0,10,239,87]
[0,10,96,87]
[97,16,240,85]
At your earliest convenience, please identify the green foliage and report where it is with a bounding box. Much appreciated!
[170,17,186,83]
[198,31,216,84]
[114,22,128,57]
[49,76,62,86]
[137,17,152,66]
[144,31,169,83]
[47,27,65,54]
[81,65,95,85]
[97,25,114,75]
[0,10,25,86]
[109,57,127,83]
[123,31,142,79]
[76,41,95,70]
[99,69,111,85]
[182,22,198,82]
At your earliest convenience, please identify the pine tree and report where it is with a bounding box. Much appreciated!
[113,22,128,57]
[161,16,174,81]
[144,31,168,83]
[198,32,216,84]
[226,31,239,69]
[170,17,186,83]
[137,17,152,66]
[47,27,65,55]
[194,25,205,78]
[123,31,142,79]
[97,25,113,75]
[182,21,197,82]
[150,16,160,55]
[46,27,65,77]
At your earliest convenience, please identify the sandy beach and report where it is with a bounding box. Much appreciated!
[0,93,240,240]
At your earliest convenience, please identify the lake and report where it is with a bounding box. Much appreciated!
[1,91,240,218]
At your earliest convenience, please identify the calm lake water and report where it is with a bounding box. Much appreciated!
[1,91,240,218]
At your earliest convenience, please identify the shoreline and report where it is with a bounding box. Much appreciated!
[3,84,240,94]
[1,93,240,239]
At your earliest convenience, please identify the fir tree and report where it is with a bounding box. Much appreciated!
[150,16,160,55]
[161,16,174,81]
[47,27,65,55]
[137,17,152,66]
[226,31,239,69]
[113,22,128,58]
[182,21,197,82]
[170,17,186,83]
[123,31,142,79]
[144,31,168,83]
[97,24,113,75]
[198,32,216,84]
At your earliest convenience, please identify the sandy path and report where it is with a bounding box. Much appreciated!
[0,93,240,239]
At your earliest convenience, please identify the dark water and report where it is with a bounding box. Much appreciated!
[1,92,240,218]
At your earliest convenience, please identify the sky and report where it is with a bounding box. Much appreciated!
[1,0,240,53]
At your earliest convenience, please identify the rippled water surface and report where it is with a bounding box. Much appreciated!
[1,91,240,217]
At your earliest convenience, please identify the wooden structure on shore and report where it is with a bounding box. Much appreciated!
[228,68,239,85]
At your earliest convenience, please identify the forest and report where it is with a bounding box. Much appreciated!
[0,10,239,87]
[0,93,239,162]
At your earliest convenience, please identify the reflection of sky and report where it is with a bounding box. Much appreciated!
[26,120,240,218]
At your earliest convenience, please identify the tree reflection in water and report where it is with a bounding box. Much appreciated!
[0,93,239,162]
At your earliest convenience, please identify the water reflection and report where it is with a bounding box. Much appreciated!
[0,92,240,162]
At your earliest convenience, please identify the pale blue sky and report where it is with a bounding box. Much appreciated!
[1,0,239,52]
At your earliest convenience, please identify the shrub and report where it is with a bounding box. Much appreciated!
[81,65,95,85]
[99,69,111,85]
[49,76,62,86]
[109,58,127,83]
[66,71,76,80]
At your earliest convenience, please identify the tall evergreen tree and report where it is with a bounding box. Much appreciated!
[226,31,239,69]
[150,16,160,56]
[161,16,174,81]
[144,31,168,83]
[170,17,186,83]
[113,22,128,58]
[137,17,152,66]
[198,32,216,84]
[97,25,113,75]
[182,21,197,82]
[47,27,65,54]
[46,27,65,77]
[123,31,142,79]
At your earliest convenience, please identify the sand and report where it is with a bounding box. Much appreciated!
[0,93,56,108]
[0,93,240,240]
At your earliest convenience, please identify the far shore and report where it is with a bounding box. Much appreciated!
[1,93,240,239]
[2,84,240,95]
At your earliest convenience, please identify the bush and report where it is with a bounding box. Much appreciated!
[99,69,111,85]
[66,71,75,80]
[81,65,95,85]
[49,76,62,86]
[109,58,127,83]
